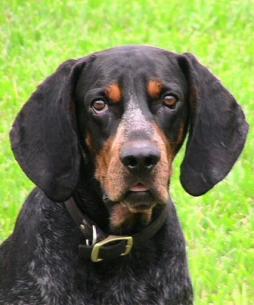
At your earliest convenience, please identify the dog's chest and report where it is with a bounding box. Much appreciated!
[23,229,191,305]
[32,260,171,305]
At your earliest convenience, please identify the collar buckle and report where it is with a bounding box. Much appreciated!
[65,197,169,263]
[91,235,133,262]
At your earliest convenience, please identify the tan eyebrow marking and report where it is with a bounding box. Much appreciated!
[105,84,122,103]
[148,80,164,98]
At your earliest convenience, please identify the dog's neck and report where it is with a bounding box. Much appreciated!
[74,165,110,232]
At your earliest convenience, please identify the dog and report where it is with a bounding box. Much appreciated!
[0,46,248,305]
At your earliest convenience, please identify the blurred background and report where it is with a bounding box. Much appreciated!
[0,1,253,304]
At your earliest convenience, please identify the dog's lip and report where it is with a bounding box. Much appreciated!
[129,183,149,192]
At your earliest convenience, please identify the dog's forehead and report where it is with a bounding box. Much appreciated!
[93,46,171,68]
[82,46,182,87]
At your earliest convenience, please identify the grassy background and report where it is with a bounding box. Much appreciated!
[0,0,253,304]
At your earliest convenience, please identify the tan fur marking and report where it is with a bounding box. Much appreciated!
[85,132,94,151]
[148,80,164,98]
[151,123,175,203]
[110,204,133,228]
[128,207,153,224]
[105,84,122,103]
[176,123,187,147]
[95,138,113,184]
[154,123,174,162]
[95,123,130,203]
[111,204,153,229]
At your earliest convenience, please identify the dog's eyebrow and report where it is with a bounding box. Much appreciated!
[148,80,164,98]
[105,84,122,103]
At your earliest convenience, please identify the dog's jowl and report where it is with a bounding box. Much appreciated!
[0,46,248,305]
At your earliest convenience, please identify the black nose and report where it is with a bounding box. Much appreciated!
[120,142,161,174]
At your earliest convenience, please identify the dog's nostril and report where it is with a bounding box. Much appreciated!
[124,156,138,169]
[144,155,160,169]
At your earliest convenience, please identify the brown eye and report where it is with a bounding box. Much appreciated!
[91,99,108,113]
[163,95,178,109]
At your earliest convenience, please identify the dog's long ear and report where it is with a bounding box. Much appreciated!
[178,53,248,196]
[10,58,87,202]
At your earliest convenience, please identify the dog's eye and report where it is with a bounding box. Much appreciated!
[162,95,178,109]
[91,99,108,113]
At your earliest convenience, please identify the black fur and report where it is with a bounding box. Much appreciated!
[0,46,248,305]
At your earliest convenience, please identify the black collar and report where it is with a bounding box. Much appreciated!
[65,197,169,263]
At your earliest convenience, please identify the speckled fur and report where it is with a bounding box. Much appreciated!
[0,189,193,305]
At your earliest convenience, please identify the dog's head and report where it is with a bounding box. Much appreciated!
[10,46,248,229]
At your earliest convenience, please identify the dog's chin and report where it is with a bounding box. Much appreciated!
[109,189,168,234]
[123,191,157,213]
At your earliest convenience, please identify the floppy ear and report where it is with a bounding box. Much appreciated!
[10,58,87,202]
[178,53,248,196]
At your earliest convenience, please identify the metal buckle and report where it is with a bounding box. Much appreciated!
[91,235,133,263]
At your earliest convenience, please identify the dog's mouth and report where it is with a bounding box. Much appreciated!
[129,183,149,192]
[122,182,157,213]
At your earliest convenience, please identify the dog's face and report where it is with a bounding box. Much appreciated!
[75,47,188,225]
[10,46,248,229]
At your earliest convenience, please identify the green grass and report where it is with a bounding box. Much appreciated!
[0,0,253,304]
